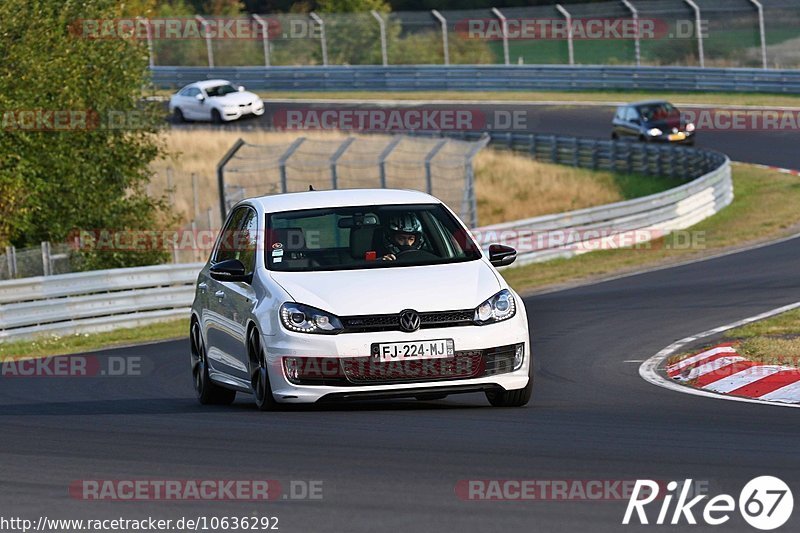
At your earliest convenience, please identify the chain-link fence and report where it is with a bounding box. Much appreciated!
[219,134,489,228]
[0,242,75,281]
[140,1,800,69]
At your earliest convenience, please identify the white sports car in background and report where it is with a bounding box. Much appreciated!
[169,79,265,123]
[190,189,533,410]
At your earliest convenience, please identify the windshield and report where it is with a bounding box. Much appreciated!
[206,84,238,97]
[638,103,679,122]
[266,203,481,272]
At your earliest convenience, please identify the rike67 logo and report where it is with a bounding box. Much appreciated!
[623,477,793,530]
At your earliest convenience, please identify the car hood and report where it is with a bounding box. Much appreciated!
[269,259,502,316]
[646,115,684,131]
[214,92,260,105]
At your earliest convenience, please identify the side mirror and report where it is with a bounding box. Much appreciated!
[238,86,245,92]
[196,94,205,102]
[209,259,249,282]
[488,244,517,267]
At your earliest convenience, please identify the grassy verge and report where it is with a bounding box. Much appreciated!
[504,163,800,293]
[668,308,800,368]
[149,89,800,108]
[0,319,188,360]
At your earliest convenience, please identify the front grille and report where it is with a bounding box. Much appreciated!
[284,344,520,386]
[341,309,474,333]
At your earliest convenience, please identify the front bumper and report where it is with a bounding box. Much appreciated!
[263,310,530,403]
[221,102,265,121]
[651,131,695,144]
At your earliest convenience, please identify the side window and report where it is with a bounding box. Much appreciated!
[626,107,639,122]
[213,208,248,264]
[237,209,258,276]
[615,107,625,121]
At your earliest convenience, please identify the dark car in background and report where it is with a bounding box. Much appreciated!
[612,100,696,146]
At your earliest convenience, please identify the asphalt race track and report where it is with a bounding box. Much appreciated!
[173,100,800,170]
[3,101,800,532]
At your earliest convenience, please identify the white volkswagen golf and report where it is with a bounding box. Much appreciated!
[190,189,532,409]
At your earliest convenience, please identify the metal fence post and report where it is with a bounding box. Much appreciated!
[378,136,402,188]
[491,8,510,66]
[309,12,328,66]
[463,134,491,228]
[278,137,307,193]
[5,245,16,278]
[371,10,388,66]
[41,241,51,276]
[424,139,449,194]
[749,0,768,69]
[431,10,449,65]
[136,17,155,68]
[555,4,575,66]
[620,0,641,67]
[217,138,246,220]
[683,0,705,68]
[330,137,356,189]
[195,16,215,68]
[252,14,271,67]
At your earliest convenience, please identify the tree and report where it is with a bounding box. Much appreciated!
[0,0,172,268]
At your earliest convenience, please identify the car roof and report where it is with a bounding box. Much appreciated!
[184,79,233,89]
[630,100,673,107]
[244,188,441,213]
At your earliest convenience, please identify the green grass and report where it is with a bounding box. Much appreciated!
[0,319,188,360]
[503,163,800,293]
[726,309,800,339]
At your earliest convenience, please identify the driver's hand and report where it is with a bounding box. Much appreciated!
[381,254,396,261]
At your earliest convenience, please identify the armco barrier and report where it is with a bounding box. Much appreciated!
[150,65,800,94]
[0,138,731,341]
[0,263,203,341]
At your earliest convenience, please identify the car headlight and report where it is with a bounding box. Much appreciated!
[647,128,663,137]
[685,122,696,132]
[474,289,516,325]
[280,303,343,334]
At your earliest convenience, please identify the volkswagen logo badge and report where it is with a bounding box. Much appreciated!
[399,309,421,332]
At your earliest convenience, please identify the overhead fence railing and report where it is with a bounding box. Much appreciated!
[0,134,731,341]
[136,0,800,70]
[217,134,489,228]
[150,65,800,94]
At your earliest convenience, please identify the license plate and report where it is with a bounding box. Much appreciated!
[669,132,686,141]
[374,339,454,362]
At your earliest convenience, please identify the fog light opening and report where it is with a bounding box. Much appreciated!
[513,344,525,371]
[284,357,300,381]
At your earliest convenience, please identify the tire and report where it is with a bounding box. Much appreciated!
[173,107,187,123]
[248,328,279,411]
[211,108,223,124]
[190,320,236,405]
[611,132,619,140]
[485,362,533,408]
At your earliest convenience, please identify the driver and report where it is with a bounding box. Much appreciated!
[381,212,425,261]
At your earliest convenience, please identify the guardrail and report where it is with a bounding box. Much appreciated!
[0,136,731,341]
[151,65,800,94]
[0,263,203,341]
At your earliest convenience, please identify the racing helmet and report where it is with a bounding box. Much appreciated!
[384,212,425,255]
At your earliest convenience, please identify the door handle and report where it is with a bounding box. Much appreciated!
[214,290,226,299]
[198,282,207,292]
